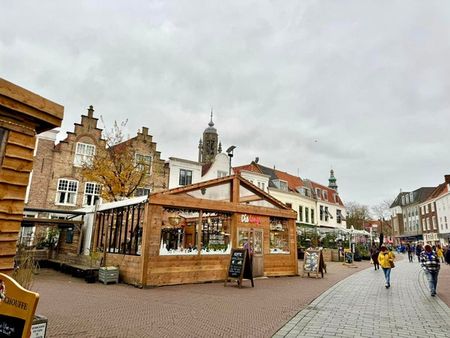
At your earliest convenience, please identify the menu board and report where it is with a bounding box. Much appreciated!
[228,249,247,278]
[225,248,254,287]
[302,249,326,278]
[303,250,319,273]
[0,314,25,337]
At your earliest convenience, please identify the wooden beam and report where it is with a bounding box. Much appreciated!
[21,218,84,225]
[159,175,233,196]
[0,78,64,130]
[150,194,297,219]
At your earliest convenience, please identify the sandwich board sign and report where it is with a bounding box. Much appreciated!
[0,273,39,338]
[224,248,254,288]
[302,249,326,278]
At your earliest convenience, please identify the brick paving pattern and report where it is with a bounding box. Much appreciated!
[33,261,365,337]
[32,257,450,337]
[274,258,450,338]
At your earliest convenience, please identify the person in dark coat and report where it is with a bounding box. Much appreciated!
[370,243,380,270]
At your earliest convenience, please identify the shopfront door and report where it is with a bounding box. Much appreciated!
[238,228,264,277]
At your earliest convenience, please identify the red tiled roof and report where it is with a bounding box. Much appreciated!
[426,182,448,201]
[233,163,261,175]
[310,180,344,206]
[274,170,304,192]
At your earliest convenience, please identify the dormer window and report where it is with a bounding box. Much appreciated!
[316,188,321,198]
[273,179,288,191]
[323,191,328,200]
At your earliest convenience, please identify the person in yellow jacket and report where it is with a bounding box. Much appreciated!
[378,245,395,288]
[436,245,444,263]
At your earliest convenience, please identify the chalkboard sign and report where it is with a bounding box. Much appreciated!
[224,249,254,288]
[228,249,246,278]
[0,314,25,337]
[302,249,326,278]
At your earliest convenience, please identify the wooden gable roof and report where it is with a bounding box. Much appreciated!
[150,174,297,219]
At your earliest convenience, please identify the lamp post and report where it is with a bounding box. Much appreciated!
[226,145,236,175]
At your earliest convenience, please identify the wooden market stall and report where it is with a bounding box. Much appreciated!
[93,175,298,287]
[0,78,63,274]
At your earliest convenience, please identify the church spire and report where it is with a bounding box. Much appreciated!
[328,169,338,192]
[209,107,214,127]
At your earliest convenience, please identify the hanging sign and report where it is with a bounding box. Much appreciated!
[0,273,39,338]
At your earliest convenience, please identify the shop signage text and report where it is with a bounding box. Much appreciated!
[240,214,261,225]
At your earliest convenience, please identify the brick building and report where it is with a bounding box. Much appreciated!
[26,105,168,211]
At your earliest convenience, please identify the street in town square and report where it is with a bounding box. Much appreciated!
[32,256,450,338]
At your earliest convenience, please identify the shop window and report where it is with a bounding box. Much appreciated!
[56,179,78,205]
[0,127,8,168]
[74,142,95,167]
[179,169,192,186]
[159,209,231,255]
[135,153,152,174]
[83,182,101,206]
[269,218,289,253]
[200,212,231,254]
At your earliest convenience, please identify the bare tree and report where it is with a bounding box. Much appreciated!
[345,201,370,230]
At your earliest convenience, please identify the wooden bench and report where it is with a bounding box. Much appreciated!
[45,259,99,282]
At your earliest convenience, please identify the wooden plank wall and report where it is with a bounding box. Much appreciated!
[105,254,142,286]
[263,219,298,276]
[0,129,35,273]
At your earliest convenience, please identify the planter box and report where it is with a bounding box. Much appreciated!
[99,266,119,285]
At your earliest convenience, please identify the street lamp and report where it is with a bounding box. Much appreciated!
[226,145,236,175]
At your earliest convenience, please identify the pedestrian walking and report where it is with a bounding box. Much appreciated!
[378,245,395,288]
[415,244,422,263]
[445,245,450,264]
[420,244,440,297]
[436,245,444,263]
[406,243,414,262]
[370,243,380,270]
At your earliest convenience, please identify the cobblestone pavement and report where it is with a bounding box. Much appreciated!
[32,260,366,337]
[274,257,450,338]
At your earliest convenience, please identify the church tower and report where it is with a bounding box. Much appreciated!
[198,110,220,164]
[328,169,338,192]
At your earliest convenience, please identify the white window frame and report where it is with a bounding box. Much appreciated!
[135,186,151,197]
[74,142,96,167]
[217,170,228,178]
[56,179,79,205]
[179,169,192,186]
[135,153,152,174]
[83,182,102,206]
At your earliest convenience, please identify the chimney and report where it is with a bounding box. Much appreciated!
[87,105,94,118]
[142,127,149,136]
[445,175,450,184]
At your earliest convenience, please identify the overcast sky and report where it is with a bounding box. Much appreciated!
[2,1,450,208]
